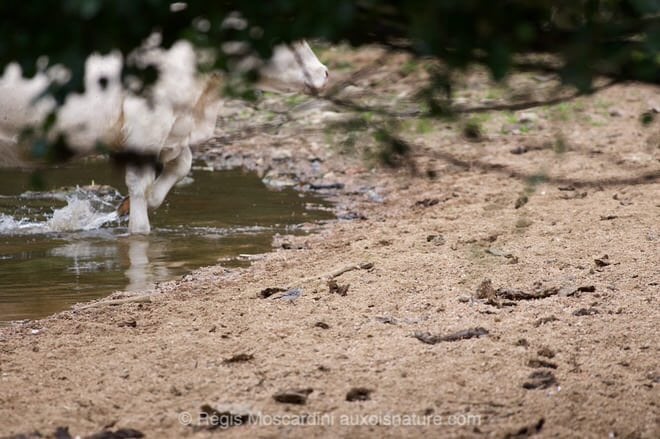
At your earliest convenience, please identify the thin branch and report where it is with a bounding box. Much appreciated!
[454,79,619,114]
[321,78,619,119]
[288,261,374,288]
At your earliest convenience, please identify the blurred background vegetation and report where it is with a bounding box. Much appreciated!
[1,0,658,157]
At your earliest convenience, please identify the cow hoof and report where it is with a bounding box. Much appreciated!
[117,196,130,216]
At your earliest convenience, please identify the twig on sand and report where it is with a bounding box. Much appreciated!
[75,295,152,311]
[289,262,374,288]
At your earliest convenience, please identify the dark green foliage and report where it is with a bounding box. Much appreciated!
[640,111,656,125]
[462,117,484,141]
[2,1,658,92]
[373,129,410,167]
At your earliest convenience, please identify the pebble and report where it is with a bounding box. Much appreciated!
[518,112,538,123]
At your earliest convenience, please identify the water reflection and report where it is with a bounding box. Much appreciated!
[123,237,170,292]
[51,237,171,292]
[50,240,119,275]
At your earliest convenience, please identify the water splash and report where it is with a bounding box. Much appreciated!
[0,214,34,233]
[0,186,123,235]
[47,197,119,232]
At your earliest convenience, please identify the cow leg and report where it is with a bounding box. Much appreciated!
[125,163,156,234]
[146,145,192,209]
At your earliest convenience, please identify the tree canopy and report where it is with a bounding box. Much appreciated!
[2,0,658,101]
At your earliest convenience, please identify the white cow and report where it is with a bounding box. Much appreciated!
[0,39,329,234]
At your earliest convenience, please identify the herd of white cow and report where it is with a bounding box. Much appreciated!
[0,29,329,234]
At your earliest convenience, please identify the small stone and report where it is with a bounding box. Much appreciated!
[515,195,529,209]
[537,347,555,358]
[518,112,538,123]
[223,353,254,364]
[170,385,182,396]
[426,234,446,245]
[523,370,558,389]
[273,288,303,301]
[573,307,599,316]
[366,190,384,203]
[327,280,349,296]
[527,358,558,369]
[273,388,313,405]
[534,315,559,327]
[516,338,529,348]
[259,287,287,299]
[346,387,372,402]
[594,255,611,267]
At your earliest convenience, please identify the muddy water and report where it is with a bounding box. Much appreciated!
[0,160,332,323]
